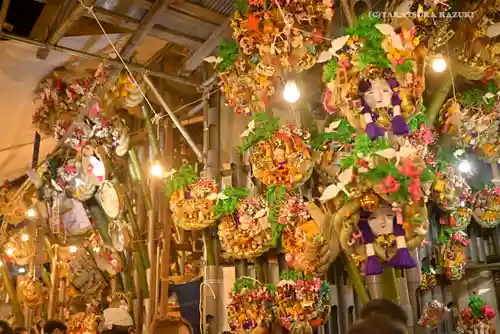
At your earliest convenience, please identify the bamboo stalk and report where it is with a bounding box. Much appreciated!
[381,265,399,302]
[47,246,59,320]
[341,252,370,304]
[128,148,152,211]
[1,264,24,326]
[124,199,150,269]
[86,198,112,246]
[425,73,455,125]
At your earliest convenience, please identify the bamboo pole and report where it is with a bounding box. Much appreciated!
[142,75,203,161]
[0,0,11,35]
[159,120,174,317]
[1,263,24,326]
[47,245,59,320]
[425,73,455,125]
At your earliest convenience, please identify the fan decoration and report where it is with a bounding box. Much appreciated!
[241,112,312,187]
[165,165,219,230]
[440,230,468,281]
[432,163,472,212]
[438,84,500,163]
[227,277,275,333]
[272,190,335,276]
[18,278,43,308]
[3,230,36,266]
[207,0,333,115]
[67,312,101,334]
[418,300,449,329]
[217,189,273,259]
[320,15,425,135]
[473,184,500,228]
[32,65,108,137]
[310,118,357,183]
[457,295,497,334]
[275,271,329,334]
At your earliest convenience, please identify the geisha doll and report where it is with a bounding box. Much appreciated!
[358,67,410,140]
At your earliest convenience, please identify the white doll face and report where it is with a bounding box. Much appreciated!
[363,79,393,109]
[368,205,395,236]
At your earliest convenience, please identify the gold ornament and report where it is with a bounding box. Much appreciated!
[360,192,380,212]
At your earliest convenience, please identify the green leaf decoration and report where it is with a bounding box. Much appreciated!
[235,0,248,16]
[395,59,414,73]
[232,277,277,296]
[239,111,280,152]
[164,164,197,197]
[408,113,425,133]
[280,269,312,282]
[323,59,339,83]
[345,15,390,70]
[212,187,249,218]
[468,295,486,318]
[217,41,239,73]
[341,134,390,168]
[311,118,357,150]
[266,184,289,245]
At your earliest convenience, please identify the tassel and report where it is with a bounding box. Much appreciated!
[359,219,384,275]
[388,218,417,269]
[390,95,409,136]
[363,105,384,139]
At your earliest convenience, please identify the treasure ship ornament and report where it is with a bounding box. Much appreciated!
[473,184,500,228]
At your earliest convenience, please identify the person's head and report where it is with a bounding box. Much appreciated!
[0,321,13,334]
[13,327,28,334]
[348,315,406,334]
[359,299,408,325]
[44,320,67,334]
[149,317,192,334]
[102,308,133,333]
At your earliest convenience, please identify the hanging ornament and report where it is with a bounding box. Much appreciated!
[419,300,449,329]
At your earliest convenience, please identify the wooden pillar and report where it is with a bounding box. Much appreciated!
[202,85,222,333]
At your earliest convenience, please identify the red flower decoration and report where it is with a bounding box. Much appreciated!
[379,176,400,194]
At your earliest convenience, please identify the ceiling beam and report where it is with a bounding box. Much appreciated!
[88,8,203,50]
[132,0,227,25]
[120,0,174,60]
[181,19,231,74]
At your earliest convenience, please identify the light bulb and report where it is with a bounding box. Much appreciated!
[283,80,300,103]
[6,248,14,255]
[21,234,29,242]
[18,267,26,274]
[0,260,3,267]
[94,246,101,253]
[151,162,163,177]
[26,208,36,218]
[432,56,447,72]
[69,246,78,253]
[458,160,471,173]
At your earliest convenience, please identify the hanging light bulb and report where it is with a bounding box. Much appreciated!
[458,160,471,173]
[21,234,29,242]
[6,248,14,255]
[283,80,300,103]
[18,267,26,274]
[432,55,447,72]
[69,246,78,253]
[151,161,164,177]
[26,208,36,218]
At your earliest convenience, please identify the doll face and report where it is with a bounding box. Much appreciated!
[368,206,395,236]
[363,79,393,109]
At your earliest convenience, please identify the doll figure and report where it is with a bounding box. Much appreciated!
[358,69,410,139]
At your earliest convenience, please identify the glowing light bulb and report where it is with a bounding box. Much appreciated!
[94,246,101,253]
[26,208,36,218]
[0,260,3,267]
[69,246,78,253]
[151,162,163,177]
[6,248,14,255]
[432,56,447,72]
[21,234,29,242]
[458,160,471,173]
[18,267,26,274]
[283,80,300,103]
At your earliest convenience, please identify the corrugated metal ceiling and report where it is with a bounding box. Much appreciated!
[187,0,234,16]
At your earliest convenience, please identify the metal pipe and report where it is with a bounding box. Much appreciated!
[0,32,198,87]
[143,75,203,161]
